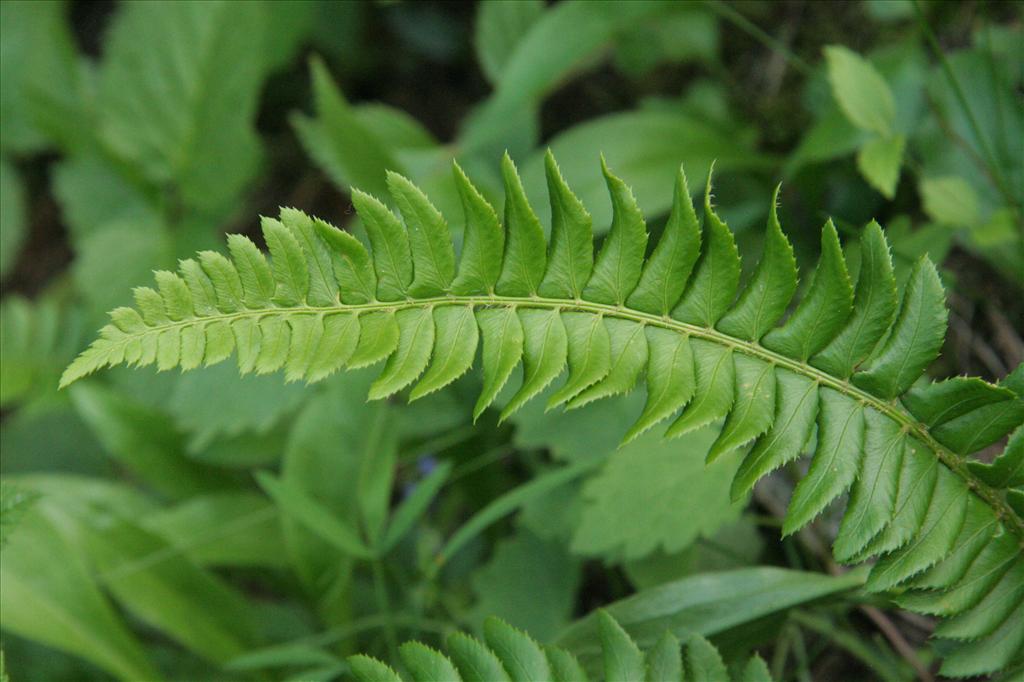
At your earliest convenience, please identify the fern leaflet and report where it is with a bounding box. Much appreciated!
[63,152,1024,677]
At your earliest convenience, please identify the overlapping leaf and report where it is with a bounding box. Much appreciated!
[63,154,1024,676]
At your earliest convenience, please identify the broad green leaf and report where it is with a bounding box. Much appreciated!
[0,500,159,681]
[348,655,403,682]
[539,149,594,299]
[854,258,947,399]
[497,153,547,295]
[474,0,545,84]
[572,428,742,561]
[582,159,648,305]
[99,1,266,212]
[292,57,398,198]
[627,165,701,315]
[857,134,905,198]
[471,529,579,642]
[717,186,797,340]
[388,171,455,296]
[763,221,853,360]
[256,472,373,560]
[920,176,980,228]
[672,178,741,326]
[475,307,525,420]
[825,45,895,136]
[813,221,897,377]
[382,460,453,552]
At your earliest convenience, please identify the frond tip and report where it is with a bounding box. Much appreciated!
[63,151,1024,676]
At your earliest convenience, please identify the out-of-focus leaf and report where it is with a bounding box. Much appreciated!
[292,58,403,198]
[471,528,580,641]
[557,567,866,655]
[857,135,905,198]
[520,110,769,229]
[72,218,173,318]
[98,1,267,213]
[142,492,288,568]
[571,428,745,561]
[0,296,80,408]
[0,159,26,278]
[460,1,673,153]
[824,45,896,136]
[614,5,718,76]
[87,519,260,664]
[52,157,158,241]
[474,0,545,84]
[920,176,980,228]
[167,363,308,451]
[0,1,88,153]
[0,495,159,681]
[69,382,233,499]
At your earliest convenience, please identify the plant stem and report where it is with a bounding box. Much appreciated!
[703,0,813,76]
[371,560,399,663]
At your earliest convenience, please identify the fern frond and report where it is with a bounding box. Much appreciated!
[63,151,1024,677]
[343,613,771,682]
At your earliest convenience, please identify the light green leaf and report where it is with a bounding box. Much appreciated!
[368,307,435,400]
[857,134,905,198]
[388,171,455,296]
[411,306,479,399]
[475,307,524,420]
[582,159,648,305]
[919,175,980,228]
[825,45,896,136]
[539,149,594,299]
[501,308,567,421]
[497,153,547,296]
[452,162,504,296]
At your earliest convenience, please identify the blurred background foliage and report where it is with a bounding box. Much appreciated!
[0,1,1021,680]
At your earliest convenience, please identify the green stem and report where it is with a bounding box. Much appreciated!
[102,294,1024,541]
[371,560,399,663]
[703,0,813,76]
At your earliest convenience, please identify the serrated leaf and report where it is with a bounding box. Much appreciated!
[784,389,864,535]
[665,339,733,438]
[569,319,647,409]
[496,153,547,296]
[475,307,524,420]
[314,218,377,304]
[623,328,695,443]
[352,189,412,301]
[369,307,435,400]
[644,631,682,682]
[627,166,701,316]
[583,158,647,305]
[813,220,897,378]
[762,220,853,360]
[854,258,947,399]
[447,632,511,682]
[672,176,740,326]
[411,306,479,400]
[452,162,504,295]
[388,171,455,296]
[707,356,776,462]
[539,149,593,299]
[484,618,551,682]
[399,642,463,682]
[501,309,567,421]
[716,186,797,340]
[598,611,644,682]
[548,312,611,408]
